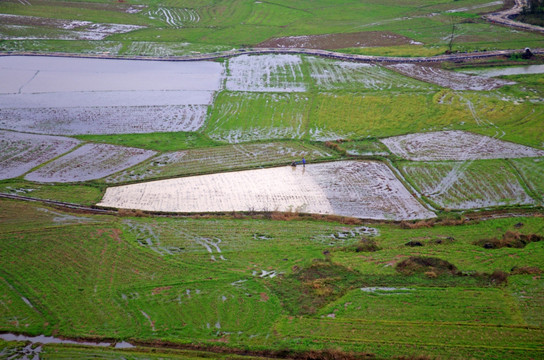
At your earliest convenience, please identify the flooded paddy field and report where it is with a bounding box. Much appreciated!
[0,130,80,179]
[0,56,223,134]
[381,130,544,161]
[25,143,156,183]
[99,161,435,220]
[386,64,515,91]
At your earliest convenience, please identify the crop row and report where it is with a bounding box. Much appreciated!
[399,159,536,210]
[106,141,333,183]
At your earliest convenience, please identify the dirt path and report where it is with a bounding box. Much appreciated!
[484,0,544,34]
[2,47,543,65]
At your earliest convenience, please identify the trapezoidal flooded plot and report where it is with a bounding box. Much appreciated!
[0,56,224,135]
[98,161,435,220]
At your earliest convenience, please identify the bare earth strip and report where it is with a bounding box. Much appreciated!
[381,131,544,161]
[386,64,514,91]
[99,161,435,220]
[25,143,156,182]
[0,130,80,180]
[0,14,144,41]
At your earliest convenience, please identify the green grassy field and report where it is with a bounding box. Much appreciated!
[1,199,543,358]
[1,0,542,56]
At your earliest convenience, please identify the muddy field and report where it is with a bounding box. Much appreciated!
[25,143,156,183]
[0,130,80,180]
[381,131,544,161]
[0,14,144,41]
[257,31,420,49]
[99,161,435,220]
[386,64,514,91]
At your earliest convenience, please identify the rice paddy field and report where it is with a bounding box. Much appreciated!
[1,0,544,358]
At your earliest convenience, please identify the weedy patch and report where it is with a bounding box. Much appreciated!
[395,256,459,276]
[474,230,543,249]
[269,260,363,315]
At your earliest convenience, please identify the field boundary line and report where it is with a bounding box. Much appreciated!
[1,48,543,64]
[505,158,543,205]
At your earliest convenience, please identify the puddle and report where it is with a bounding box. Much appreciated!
[0,333,111,347]
[462,65,544,77]
[360,287,413,294]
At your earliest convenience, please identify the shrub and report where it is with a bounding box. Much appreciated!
[355,237,381,252]
[511,266,542,275]
[396,256,459,276]
[489,270,509,285]
[474,231,543,249]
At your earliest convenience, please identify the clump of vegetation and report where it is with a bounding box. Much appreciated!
[395,256,459,276]
[324,141,348,156]
[405,240,424,247]
[269,260,362,315]
[489,270,509,285]
[473,231,543,249]
[511,266,543,275]
[355,237,381,252]
[399,219,435,229]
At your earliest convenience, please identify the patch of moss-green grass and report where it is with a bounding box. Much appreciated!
[319,286,520,325]
[105,141,336,183]
[74,132,221,152]
[0,180,105,206]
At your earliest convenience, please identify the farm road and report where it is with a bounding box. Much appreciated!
[3,47,543,65]
[484,0,544,34]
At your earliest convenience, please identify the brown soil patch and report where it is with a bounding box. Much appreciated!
[256,31,418,50]
[259,292,269,302]
[152,286,172,295]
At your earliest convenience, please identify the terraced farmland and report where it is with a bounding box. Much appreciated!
[107,141,333,183]
[0,56,223,135]
[99,161,436,220]
[24,143,156,183]
[1,0,544,356]
[0,130,80,180]
[509,157,544,202]
[399,159,536,209]
[381,131,544,161]
[306,57,435,92]
[205,92,310,143]
[226,54,306,92]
